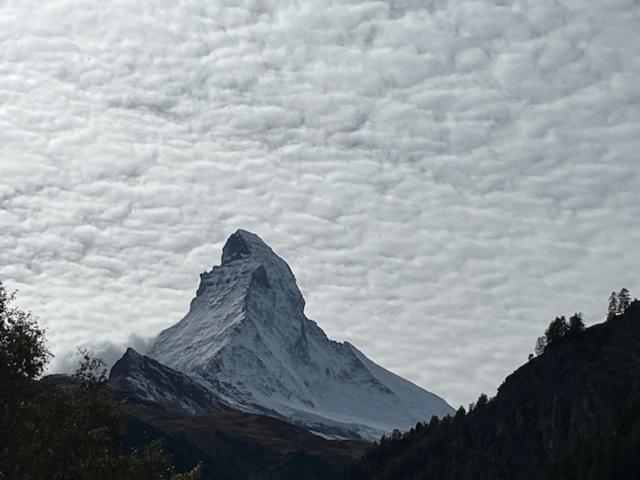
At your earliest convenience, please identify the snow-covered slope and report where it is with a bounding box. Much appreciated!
[148,230,453,439]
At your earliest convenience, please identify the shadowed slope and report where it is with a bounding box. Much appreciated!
[348,302,640,480]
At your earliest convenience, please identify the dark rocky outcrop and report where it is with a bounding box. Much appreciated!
[108,348,228,414]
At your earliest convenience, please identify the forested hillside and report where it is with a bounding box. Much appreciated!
[348,298,640,480]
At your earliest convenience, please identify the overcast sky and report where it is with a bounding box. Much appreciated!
[1,0,639,408]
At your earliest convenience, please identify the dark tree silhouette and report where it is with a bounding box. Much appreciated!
[0,281,49,385]
[0,279,200,480]
[545,316,569,345]
[476,393,489,409]
[608,291,618,321]
[618,288,631,314]
[535,336,547,356]
[568,312,585,335]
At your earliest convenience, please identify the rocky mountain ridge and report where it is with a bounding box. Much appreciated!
[111,229,453,440]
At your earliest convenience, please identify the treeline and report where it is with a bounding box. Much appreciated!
[0,280,200,480]
[534,288,636,357]
[533,312,585,357]
[347,291,640,480]
[348,394,640,480]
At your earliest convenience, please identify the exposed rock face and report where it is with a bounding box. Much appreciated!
[145,229,453,439]
[109,348,227,414]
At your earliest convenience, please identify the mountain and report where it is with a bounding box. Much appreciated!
[142,229,453,439]
[347,301,640,480]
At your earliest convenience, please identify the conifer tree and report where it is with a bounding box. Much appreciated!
[608,291,619,321]
[534,336,547,356]
[568,312,585,334]
[476,393,488,409]
[618,288,631,314]
[545,316,569,345]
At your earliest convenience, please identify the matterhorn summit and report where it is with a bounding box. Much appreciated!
[121,230,452,439]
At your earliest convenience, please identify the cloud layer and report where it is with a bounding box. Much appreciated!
[1,0,639,407]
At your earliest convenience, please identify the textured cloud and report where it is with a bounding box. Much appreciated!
[1,0,639,408]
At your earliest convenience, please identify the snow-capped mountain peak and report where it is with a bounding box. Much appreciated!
[220,229,305,311]
[146,230,453,439]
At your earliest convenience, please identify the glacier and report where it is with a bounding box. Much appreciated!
[143,229,453,439]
